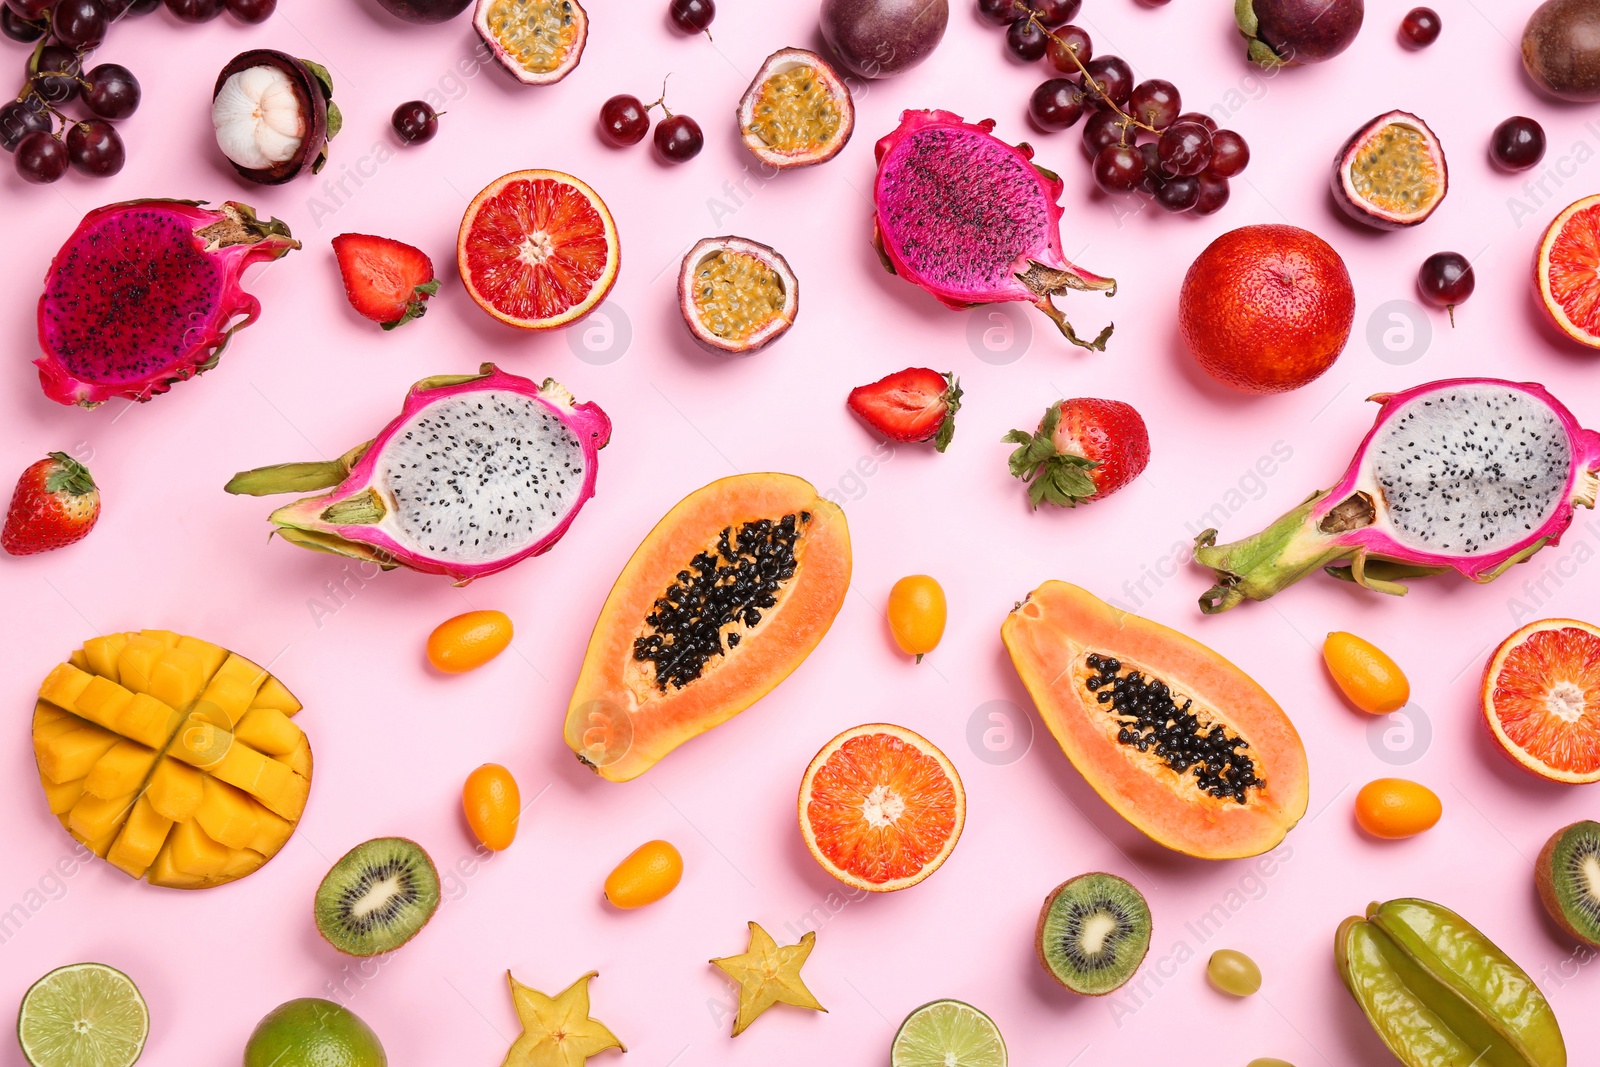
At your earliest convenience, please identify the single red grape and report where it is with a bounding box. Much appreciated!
[66,119,124,176]
[1093,143,1145,194]
[0,99,51,152]
[31,45,81,105]
[1080,109,1123,156]
[1205,129,1249,177]
[655,113,703,162]
[1031,0,1079,27]
[1158,122,1212,176]
[16,130,68,183]
[84,64,141,121]
[1046,25,1091,71]
[600,94,650,146]
[5,0,53,19]
[1081,56,1132,107]
[1029,78,1085,131]
[1192,173,1230,216]
[1006,17,1048,61]
[1417,252,1473,324]
[392,100,439,144]
[165,0,222,21]
[1490,116,1545,171]
[669,0,713,33]
[1400,7,1440,47]
[52,0,109,49]
[1155,174,1200,212]
[1,6,45,40]
[225,0,276,21]
[1128,78,1180,129]
[1174,111,1217,132]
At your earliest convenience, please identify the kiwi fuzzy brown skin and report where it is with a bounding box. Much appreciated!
[819,0,948,80]
[1537,821,1600,948]
[213,50,329,186]
[1523,0,1600,101]
[314,837,441,957]
[1034,873,1152,996]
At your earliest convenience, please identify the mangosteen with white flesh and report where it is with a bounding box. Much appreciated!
[212,50,340,185]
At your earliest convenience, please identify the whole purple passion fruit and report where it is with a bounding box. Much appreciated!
[819,0,948,79]
[1523,0,1600,101]
[373,0,471,23]
[1236,0,1364,66]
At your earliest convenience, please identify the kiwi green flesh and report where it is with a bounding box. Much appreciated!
[314,836,441,957]
[1538,821,1600,948]
[1035,872,1153,995]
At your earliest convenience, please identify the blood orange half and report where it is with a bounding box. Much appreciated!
[798,723,965,892]
[457,169,619,331]
[1536,194,1600,349]
[1482,619,1600,784]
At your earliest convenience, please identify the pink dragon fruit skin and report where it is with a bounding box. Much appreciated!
[225,364,611,584]
[35,199,300,408]
[1195,378,1600,613]
[872,109,1116,350]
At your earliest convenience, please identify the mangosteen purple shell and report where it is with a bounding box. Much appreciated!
[212,49,339,186]
[1236,0,1364,67]
[373,0,472,22]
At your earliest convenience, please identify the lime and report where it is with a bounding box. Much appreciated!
[243,999,386,1067]
[17,962,148,1067]
[890,999,1007,1067]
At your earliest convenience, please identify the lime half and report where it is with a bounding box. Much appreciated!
[17,963,148,1067]
[891,999,1007,1067]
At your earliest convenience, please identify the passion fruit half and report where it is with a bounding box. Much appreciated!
[677,237,798,354]
[1331,110,1447,229]
[211,50,338,185]
[474,0,587,86]
[738,48,854,170]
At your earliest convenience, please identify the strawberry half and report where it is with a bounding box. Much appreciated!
[1003,398,1150,508]
[847,368,962,452]
[3,452,100,555]
[332,233,439,330]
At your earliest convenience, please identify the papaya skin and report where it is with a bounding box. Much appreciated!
[563,474,850,782]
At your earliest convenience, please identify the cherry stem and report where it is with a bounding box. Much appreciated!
[1447,304,1456,328]
[1030,14,1158,145]
[646,74,673,119]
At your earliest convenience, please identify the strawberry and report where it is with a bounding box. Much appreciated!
[332,233,439,330]
[847,368,962,452]
[3,453,101,555]
[1003,398,1150,508]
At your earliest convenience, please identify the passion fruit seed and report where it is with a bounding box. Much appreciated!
[692,250,788,343]
[1083,652,1264,803]
[1207,948,1263,996]
[633,513,808,690]
[484,0,580,75]
[746,66,841,153]
[1349,124,1440,215]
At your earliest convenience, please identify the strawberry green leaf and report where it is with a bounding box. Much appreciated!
[43,453,96,496]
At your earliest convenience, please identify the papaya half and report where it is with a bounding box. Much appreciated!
[1002,581,1308,859]
[564,473,851,782]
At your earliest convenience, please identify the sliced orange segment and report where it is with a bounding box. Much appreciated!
[1483,619,1600,784]
[798,723,965,892]
[457,169,619,330]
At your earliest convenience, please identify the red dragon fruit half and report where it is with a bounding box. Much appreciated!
[225,364,610,584]
[1195,378,1600,612]
[872,109,1116,350]
[35,199,300,408]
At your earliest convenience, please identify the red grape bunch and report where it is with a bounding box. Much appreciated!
[978,1,1251,216]
[0,0,276,184]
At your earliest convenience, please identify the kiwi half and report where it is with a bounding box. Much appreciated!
[1537,820,1600,948]
[314,837,441,957]
[1035,872,1152,995]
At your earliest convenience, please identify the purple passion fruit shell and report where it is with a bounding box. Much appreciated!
[677,236,799,354]
[374,0,472,22]
[1332,110,1447,229]
[819,0,949,79]
[474,0,587,86]
[1523,0,1600,101]
[737,48,855,170]
[1237,0,1364,66]
[212,50,337,185]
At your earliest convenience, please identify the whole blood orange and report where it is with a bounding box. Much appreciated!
[457,169,619,330]
[1178,224,1355,393]
[1536,194,1600,349]
[1482,619,1600,784]
[798,723,964,892]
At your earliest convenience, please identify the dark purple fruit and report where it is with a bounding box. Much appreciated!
[669,0,713,32]
[66,120,124,176]
[84,64,141,120]
[1206,129,1250,177]
[372,0,470,22]
[1192,174,1230,215]
[1031,0,1079,27]
[1092,143,1144,193]
[1417,251,1473,323]
[1046,24,1091,71]
[16,130,67,183]
[821,0,948,79]
[1028,78,1085,131]
[1158,121,1212,176]
[1523,0,1600,101]
[5,0,52,18]
[130,0,162,9]
[1080,108,1123,156]
[1128,78,1180,129]
[1490,115,1545,171]
[1,6,45,39]
[1081,55,1132,107]
[1400,6,1439,46]
[1238,0,1364,66]
[165,0,221,19]
[392,99,439,144]
[655,113,703,162]
[225,0,275,21]
[1155,174,1200,212]
[1005,16,1048,61]
[976,0,1029,25]
[599,94,649,145]
[52,0,109,48]
[0,99,51,152]
[1175,111,1217,132]
[31,45,82,105]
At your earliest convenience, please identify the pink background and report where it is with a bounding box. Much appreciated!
[3,1,1599,1064]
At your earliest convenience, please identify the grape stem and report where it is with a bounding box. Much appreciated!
[1030,14,1157,145]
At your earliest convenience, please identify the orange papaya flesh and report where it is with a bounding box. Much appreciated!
[565,474,850,782]
[1003,581,1308,859]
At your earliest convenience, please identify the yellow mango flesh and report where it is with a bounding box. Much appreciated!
[30,630,312,890]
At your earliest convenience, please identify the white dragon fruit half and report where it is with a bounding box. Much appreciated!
[1194,378,1600,612]
[225,363,610,584]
